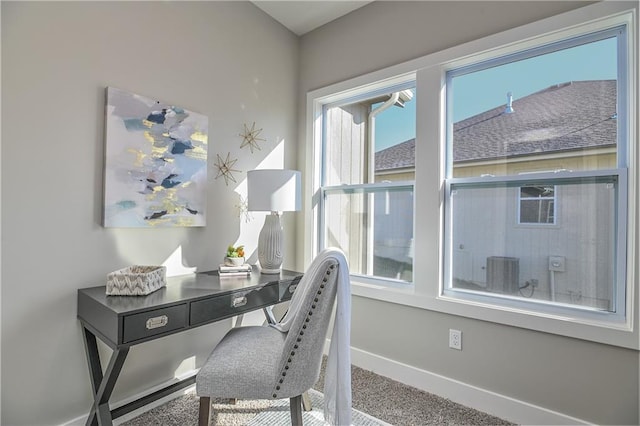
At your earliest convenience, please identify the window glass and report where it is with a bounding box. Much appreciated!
[324,185,414,281]
[322,86,416,283]
[324,88,416,185]
[445,27,626,314]
[449,36,618,178]
[449,176,617,311]
[519,185,556,224]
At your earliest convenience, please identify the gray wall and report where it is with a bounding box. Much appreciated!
[1,2,298,424]
[299,1,639,424]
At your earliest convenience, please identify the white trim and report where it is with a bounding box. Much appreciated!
[347,345,592,426]
[60,370,198,426]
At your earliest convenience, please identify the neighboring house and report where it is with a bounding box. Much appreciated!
[452,79,617,177]
[376,80,616,179]
[375,80,617,307]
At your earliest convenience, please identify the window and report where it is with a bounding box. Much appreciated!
[319,84,416,283]
[518,185,556,225]
[308,3,636,346]
[444,25,629,318]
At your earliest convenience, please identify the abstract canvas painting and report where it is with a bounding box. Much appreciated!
[104,87,208,227]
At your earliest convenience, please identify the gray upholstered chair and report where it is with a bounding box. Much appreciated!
[196,256,340,426]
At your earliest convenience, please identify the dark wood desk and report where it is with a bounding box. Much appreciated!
[77,268,302,426]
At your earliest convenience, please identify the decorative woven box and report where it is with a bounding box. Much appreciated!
[106,265,167,296]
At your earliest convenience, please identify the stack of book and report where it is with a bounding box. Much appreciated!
[218,263,252,277]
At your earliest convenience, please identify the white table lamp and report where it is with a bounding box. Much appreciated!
[247,169,301,274]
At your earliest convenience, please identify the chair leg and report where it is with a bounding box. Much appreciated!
[199,396,211,426]
[290,395,303,426]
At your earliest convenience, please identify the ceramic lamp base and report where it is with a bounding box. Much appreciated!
[258,212,284,274]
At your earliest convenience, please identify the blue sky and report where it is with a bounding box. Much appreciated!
[374,37,617,152]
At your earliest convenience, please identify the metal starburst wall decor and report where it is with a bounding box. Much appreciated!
[239,122,265,153]
[214,152,241,186]
[235,195,252,223]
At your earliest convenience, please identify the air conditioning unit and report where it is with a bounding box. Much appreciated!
[486,256,519,293]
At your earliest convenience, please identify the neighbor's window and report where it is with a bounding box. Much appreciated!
[320,84,416,283]
[518,185,556,225]
[444,26,628,318]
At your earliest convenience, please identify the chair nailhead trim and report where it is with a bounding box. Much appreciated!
[271,266,336,400]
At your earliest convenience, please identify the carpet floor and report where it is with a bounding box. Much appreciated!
[328,362,514,425]
[123,360,515,425]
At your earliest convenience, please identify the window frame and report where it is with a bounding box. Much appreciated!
[317,81,417,285]
[304,2,637,349]
[517,184,557,226]
[442,21,629,323]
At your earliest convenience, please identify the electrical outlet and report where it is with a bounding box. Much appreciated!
[531,279,539,287]
[449,329,462,350]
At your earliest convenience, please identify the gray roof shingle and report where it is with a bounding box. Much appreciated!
[375,80,617,171]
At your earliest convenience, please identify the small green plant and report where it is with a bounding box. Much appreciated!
[226,245,245,258]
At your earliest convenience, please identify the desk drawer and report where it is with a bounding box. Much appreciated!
[122,304,187,344]
[190,285,279,326]
[286,281,299,297]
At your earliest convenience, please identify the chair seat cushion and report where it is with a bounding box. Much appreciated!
[196,325,287,399]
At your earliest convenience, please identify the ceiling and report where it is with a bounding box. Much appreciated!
[251,1,373,36]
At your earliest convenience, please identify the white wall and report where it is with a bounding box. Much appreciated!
[299,1,639,424]
[1,2,298,424]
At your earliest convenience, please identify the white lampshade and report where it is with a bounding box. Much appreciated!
[247,169,301,212]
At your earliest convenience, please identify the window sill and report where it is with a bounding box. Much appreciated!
[350,278,639,350]
[351,279,428,308]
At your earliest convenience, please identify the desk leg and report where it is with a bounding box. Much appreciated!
[81,325,129,426]
[262,306,277,325]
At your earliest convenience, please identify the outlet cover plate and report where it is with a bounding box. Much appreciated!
[449,329,462,350]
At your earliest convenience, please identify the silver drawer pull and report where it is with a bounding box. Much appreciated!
[232,296,247,307]
[289,284,297,294]
[146,315,168,330]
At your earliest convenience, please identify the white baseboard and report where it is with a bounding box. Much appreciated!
[61,370,198,426]
[325,342,591,426]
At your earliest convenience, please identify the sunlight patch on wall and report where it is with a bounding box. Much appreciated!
[233,139,287,261]
[162,245,197,277]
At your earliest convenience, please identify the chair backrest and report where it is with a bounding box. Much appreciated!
[271,257,340,399]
